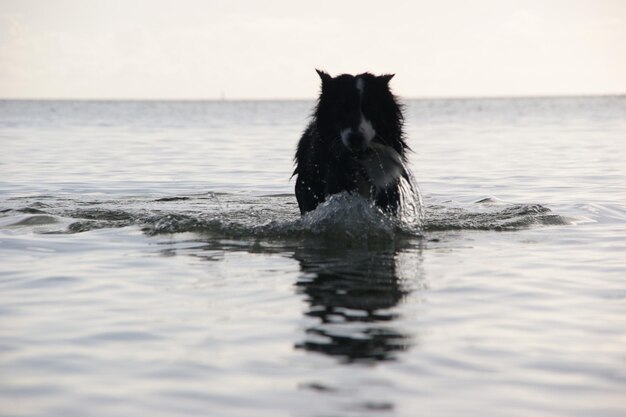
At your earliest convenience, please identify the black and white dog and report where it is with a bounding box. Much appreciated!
[293,70,414,215]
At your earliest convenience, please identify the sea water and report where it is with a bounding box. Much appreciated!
[1,97,625,416]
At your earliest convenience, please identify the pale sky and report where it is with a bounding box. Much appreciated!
[1,0,625,99]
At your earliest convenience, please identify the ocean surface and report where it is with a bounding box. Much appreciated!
[1,97,625,417]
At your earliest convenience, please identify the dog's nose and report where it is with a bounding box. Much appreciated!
[345,132,366,153]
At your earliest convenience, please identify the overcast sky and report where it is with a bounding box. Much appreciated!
[1,0,625,99]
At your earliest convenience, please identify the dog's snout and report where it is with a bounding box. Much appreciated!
[347,133,365,151]
[343,131,367,153]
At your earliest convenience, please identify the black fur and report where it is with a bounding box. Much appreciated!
[293,70,411,215]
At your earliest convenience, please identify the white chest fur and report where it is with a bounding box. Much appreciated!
[358,143,404,190]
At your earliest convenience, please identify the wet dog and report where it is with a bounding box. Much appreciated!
[293,70,413,215]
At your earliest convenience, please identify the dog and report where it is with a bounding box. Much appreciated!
[293,70,414,215]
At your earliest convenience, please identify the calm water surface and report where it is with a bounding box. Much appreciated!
[1,97,625,416]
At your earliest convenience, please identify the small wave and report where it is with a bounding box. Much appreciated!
[424,202,569,231]
[153,196,191,202]
[3,215,59,227]
[15,207,48,214]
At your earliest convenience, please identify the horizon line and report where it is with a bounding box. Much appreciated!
[1,92,625,102]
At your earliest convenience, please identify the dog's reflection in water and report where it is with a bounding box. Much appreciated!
[294,240,423,363]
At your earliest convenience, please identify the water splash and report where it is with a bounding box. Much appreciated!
[300,192,396,239]
[0,191,571,238]
[396,173,425,231]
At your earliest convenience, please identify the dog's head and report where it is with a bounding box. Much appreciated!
[315,70,402,156]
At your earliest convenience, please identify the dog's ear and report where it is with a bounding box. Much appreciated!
[380,74,395,84]
[316,69,332,84]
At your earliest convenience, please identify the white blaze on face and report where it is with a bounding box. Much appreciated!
[340,77,376,149]
[356,77,365,94]
[356,77,375,144]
